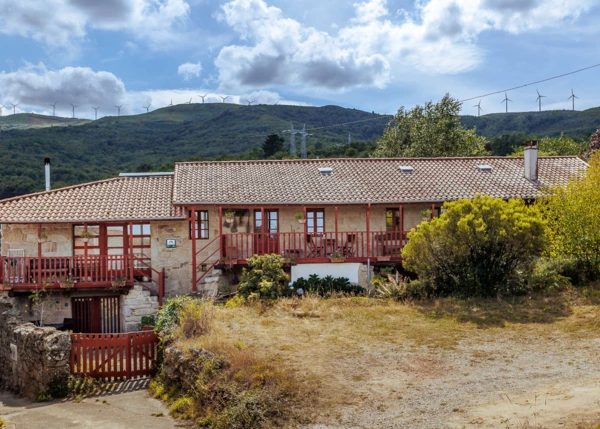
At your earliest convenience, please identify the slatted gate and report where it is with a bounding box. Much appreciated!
[70,331,159,381]
[72,296,121,334]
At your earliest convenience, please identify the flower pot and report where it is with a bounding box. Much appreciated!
[377,256,391,262]
[330,257,345,263]
[297,219,306,224]
[223,259,237,265]
[141,325,154,331]
[37,238,47,244]
[82,237,89,243]
[224,217,234,224]
[59,283,74,289]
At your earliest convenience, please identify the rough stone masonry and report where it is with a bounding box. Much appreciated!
[0,305,71,398]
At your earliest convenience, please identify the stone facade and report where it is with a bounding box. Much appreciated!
[0,306,71,398]
[121,285,160,332]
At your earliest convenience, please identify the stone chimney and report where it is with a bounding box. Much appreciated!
[524,140,539,181]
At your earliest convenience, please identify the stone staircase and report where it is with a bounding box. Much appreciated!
[122,284,160,332]
[195,267,225,298]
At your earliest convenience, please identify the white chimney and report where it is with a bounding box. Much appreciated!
[44,156,51,191]
[524,140,539,181]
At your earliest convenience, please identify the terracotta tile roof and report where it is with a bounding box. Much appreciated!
[0,174,184,223]
[173,157,588,205]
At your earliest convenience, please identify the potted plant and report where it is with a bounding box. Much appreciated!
[377,255,391,262]
[79,230,93,243]
[38,231,48,243]
[140,315,155,331]
[224,211,235,224]
[221,256,237,265]
[420,209,432,221]
[59,277,74,289]
[111,276,127,288]
[329,251,345,263]
[294,212,306,224]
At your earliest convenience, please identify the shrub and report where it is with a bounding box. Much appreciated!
[402,194,547,297]
[237,254,290,299]
[177,300,214,339]
[291,274,364,296]
[155,295,195,337]
[539,151,600,283]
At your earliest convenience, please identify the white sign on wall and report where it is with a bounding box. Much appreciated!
[10,343,17,361]
[291,263,361,284]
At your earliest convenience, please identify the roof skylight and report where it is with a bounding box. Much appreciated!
[399,166,414,173]
[477,164,492,172]
[318,167,333,176]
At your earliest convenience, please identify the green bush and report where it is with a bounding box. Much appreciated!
[291,274,364,296]
[237,254,290,299]
[402,195,547,297]
[155,295,195,336]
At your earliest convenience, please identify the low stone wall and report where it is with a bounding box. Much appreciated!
[0,306,71,398]
[121,285,160,332]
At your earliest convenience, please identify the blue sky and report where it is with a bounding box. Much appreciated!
[0,0,599,120]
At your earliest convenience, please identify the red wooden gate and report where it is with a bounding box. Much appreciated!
[72,296,120,334]
[70,331,159,381]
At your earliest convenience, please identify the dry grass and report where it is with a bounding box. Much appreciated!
[163,286,600,428]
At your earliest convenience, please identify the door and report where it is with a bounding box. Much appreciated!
[72,296,121,333]
[254,210,279,255]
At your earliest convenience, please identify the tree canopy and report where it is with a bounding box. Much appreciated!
[262,134,285,157]
[373,94,488,158]
[510,134,586,157]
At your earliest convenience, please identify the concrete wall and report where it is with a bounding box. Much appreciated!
[0,306,71,398]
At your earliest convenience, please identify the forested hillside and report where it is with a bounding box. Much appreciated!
[1,102,599,199]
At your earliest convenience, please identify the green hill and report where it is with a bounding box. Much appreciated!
[0,104,389,199]
[460,108,600,139]
[0,113,90,130]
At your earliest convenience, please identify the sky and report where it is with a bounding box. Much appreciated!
[0,0,599,120]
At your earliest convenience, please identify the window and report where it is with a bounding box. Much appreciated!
[254,210,279,233]
[73,225,101,255]
[306,209,325,233]
[128,224,151,270]
[190,210,209,239]
[386,209,400,232]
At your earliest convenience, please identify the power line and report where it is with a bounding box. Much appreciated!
[459,62,600,103]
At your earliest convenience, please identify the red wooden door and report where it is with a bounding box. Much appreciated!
[254,210,279,255]
[72,296,121,333]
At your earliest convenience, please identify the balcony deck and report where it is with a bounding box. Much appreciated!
[221,231,407,263]
[0,255,134,291]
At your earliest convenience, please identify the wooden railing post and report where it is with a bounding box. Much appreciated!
[190,206,197,292]
[37,224,42,286]
[366,204,371,259]
[128,222,134,283]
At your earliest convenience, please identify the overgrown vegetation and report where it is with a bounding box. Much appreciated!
[152,298,313,428]
[540,151,600,283]
[509,133,586,157]
[402,195,547,297]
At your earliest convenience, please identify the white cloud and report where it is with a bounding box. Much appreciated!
[214,0,595,90]
[178,62,203,81]
[0,0,191,50]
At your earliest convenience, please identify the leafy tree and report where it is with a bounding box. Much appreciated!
[510,133,586,157]
[490,133,529,156]
[539,152,600,281]
[582,127,600,161]
[373,94,488,158]
[237,254,290,299]
[262,134,285,158]
[402,195,547,297]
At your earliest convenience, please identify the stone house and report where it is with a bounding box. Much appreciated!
[0,147,587,332]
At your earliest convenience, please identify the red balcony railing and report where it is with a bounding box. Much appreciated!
[0,255,133,290]
[221,231,407,262]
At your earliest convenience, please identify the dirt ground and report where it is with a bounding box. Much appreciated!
[186,293,600,428]
[0,379,176,429]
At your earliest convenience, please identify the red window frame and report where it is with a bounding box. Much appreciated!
[189,210,209,239]
[306,209,325,233]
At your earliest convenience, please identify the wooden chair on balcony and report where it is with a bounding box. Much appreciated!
[341,234,356,257]
[306,234,322,258]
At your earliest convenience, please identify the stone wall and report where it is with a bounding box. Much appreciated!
[121,285,160,332]
[0,306,71,398]
[2,223,72,257]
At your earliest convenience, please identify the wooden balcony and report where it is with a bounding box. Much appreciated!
[221,231,407,263]
[0,255,134,291]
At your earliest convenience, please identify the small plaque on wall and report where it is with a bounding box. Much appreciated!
[10,343,17,361]
[166,238,177,249]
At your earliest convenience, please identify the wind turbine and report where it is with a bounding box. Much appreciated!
[535,90,546,112]
[114,104,123,116]
[70,103,78,118]
[568,89,578,111]
[144,104,152,112]
[92,106,100,120]
[220,95,229,103]
[473,100,482,117]
[10,103,18,115]
[501,92,512,113]
[198,94,208,103]
[187,97,192,104]
[245,99,254,106]
[49,102,57,117]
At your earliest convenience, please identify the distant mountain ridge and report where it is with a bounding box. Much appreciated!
[0,103,599,199]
